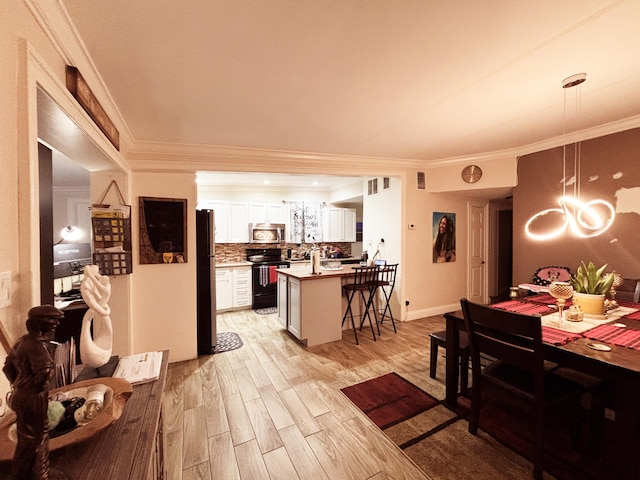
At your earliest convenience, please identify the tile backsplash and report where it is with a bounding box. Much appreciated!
[215,243,353,264]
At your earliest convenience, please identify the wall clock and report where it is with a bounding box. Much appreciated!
[461,164,483,184]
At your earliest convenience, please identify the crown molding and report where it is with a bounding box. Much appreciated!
[127,140,424,176]
[425,115,640,167]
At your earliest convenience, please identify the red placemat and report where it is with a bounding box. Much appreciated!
[584,324,640,350]
[492,301,554,316]
[542,327,582,345]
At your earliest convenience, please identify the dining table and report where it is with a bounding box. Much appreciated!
[444,295,640,480]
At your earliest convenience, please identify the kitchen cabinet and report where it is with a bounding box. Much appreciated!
[216,268,233,311]
[248,202,286,224]
[277,270,343,346]
[204,201,249,243]
[217,265,252,311]
[232,266,252,308]
[287,277,302,339]
[277,274,288,327]
[323,207,356,242]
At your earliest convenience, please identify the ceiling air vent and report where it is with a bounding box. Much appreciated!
[417,172,426,190]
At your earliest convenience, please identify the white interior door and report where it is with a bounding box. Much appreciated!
[468,204,487,303]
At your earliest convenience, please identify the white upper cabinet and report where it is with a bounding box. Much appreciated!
[342,208,356,242]
[323,207,356,242]
[203,201,249,243]
[248,202,286,224]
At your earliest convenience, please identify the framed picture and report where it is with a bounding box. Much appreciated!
[433,212,456,263]
[139,197,187,264]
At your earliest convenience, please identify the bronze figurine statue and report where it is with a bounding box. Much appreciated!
[3,305,64,480]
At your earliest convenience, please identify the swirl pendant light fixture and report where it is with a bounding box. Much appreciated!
[525,73,615,240]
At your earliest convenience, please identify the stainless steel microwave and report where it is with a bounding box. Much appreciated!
[249,223,285,244]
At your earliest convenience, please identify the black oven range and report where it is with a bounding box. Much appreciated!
[246,248,290,309]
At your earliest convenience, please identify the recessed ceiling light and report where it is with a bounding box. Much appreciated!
[312,181,319,186]
[263,180,270,185]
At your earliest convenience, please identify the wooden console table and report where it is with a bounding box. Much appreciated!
[48,350,169,479]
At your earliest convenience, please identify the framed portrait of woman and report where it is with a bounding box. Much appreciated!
[433,212,456,263]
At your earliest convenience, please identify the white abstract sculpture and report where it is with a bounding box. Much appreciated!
[80,265,113,367]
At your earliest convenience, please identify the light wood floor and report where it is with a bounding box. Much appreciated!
[161,310,454,480]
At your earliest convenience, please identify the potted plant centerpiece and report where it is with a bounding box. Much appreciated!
[569,261,615,316]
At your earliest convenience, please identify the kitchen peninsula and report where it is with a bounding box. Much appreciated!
[277,264,364,346]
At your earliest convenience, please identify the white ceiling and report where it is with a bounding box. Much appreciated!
[58,0,640,164]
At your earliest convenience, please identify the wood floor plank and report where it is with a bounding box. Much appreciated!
[270,351,304,380]
[183,405,209,468]
[208,432,241,480]
[306,430,359,480]
[202,371,229,437]
[244,357,273,388]
[233,365,261,401]
[183,359,204,409]
[182,462,211,480]
[278,424,329,480]
[163,364,185,434]
[263,446,301,480]
[316,411,381,478]
[165,428,184,480]
[225,392,255,446]
[292,380,330,417]
[198,355,217,390]
[214,358,240,398]
[245,396,284,454]
[235,439,270,479]
[261,359,292,392]
[258,384,296,430]
[279,387,322,436]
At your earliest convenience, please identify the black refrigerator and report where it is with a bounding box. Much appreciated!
[196,209,217,355]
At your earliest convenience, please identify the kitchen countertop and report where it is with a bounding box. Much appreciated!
[277,263,360,280]
[216,261,253,267]
[287,256,359,263]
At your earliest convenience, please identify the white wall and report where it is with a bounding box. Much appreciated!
[403,169,472,319]
[362,177,403,317]
[132,172,198,362]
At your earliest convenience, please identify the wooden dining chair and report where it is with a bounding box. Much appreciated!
[342,266,380,345]
[429,329,469,396]
[460,298,602,479]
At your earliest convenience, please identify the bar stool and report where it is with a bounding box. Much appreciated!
[429,330,469,396]
[342,266,380,345]
[368,263,398,333]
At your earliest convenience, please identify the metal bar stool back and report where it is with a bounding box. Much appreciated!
[342,266,380,344]
[371,263,398,333]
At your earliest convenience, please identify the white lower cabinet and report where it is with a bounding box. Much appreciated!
[287,278,302,339]
[232,267,252,308]
[277,272,343,346]
[277,274,288,327]
[216,265,252,312]
[216,269,233,311]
